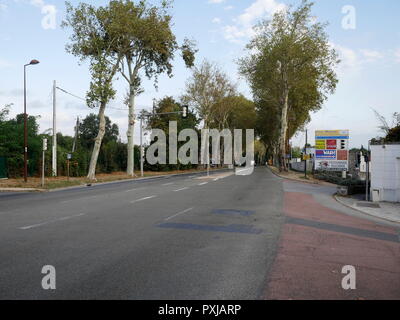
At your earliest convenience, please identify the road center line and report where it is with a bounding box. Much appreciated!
[173,187,189,192]
[130,195,156,203]
[165,208,194,221]
[198,182,208,186]
[19,213,86,230]
[162,182,174,186]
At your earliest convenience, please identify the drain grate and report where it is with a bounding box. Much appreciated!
[356,202,381,208]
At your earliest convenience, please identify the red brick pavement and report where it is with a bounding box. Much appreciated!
[265,192,400,300]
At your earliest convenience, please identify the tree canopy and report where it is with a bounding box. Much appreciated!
[239,0,339,169]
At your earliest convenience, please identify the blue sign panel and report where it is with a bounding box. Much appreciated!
[316,150,336,159]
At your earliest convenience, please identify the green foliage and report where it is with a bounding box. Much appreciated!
[0,107,43,177]
[182,60,236,126]
[79,113,119,150]
[0,107,138,178]
[385,125,400,142]
[291,146,302,158]
[239,0,339,162]
[146,96,200,171]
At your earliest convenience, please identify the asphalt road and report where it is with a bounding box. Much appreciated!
[0,167,285,299]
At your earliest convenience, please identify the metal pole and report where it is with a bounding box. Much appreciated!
[23,65,28,182]
[366,141,370,201]
[140,117,144,177]
[67,159,70,181]
[41,149,45,187]
[207,129,210,176]
[304,129,308,179]
[52,80,57,176]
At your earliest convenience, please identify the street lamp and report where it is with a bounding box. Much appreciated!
[23,59,40,182]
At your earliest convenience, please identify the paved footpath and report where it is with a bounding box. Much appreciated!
[265,180,400,300]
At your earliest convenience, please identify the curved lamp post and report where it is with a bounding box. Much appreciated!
[23,59,40,182]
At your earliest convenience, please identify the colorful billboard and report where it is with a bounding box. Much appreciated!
[314,130,349,171]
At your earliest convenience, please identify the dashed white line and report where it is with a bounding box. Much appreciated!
[125,187,147,192]
[198,182,208,186]
[130,195,157,203]
[162,182,174,186]
[61,195,99,203]
[165,207,194,221]
[173,187,189,192]
[19,213,86,230]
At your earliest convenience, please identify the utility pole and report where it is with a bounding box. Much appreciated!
[140,116,144,177]
[304,129,308,179]
[52,80,57,177]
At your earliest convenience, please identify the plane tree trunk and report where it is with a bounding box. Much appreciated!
[87,102,107,181]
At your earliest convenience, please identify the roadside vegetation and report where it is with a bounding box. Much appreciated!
[0,0,341,184]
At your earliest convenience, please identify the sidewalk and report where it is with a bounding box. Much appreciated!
[268,165,336,187]
[335,195,400,224]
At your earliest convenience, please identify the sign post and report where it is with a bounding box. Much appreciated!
[42,139,47,187]
[67,153,72,181]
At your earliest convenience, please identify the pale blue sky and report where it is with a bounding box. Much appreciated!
[0,0,399,148]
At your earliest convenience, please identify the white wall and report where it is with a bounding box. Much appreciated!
[371,144,400,202]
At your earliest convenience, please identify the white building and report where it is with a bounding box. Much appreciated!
[370,143,400,202]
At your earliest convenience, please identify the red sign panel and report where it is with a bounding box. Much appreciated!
[337,150,348,161]
[326,139,337,149]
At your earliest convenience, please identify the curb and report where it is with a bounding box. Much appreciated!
[267,166,319,185]
[334,195,400,225]
[0,188,46,193]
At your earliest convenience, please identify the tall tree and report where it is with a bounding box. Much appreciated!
[63,2,123,180]
[239,0,339,171]
[104,0,196,176]
[182,60,236,128]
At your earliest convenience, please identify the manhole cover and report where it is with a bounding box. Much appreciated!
[356,202,381,208]
[212,209,255,216]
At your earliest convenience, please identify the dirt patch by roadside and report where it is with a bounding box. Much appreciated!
[0,168,225,191]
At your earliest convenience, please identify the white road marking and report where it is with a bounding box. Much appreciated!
[61,199,74,204]
[130,195,156,203]
[173,187,189,192]
[19,213,86,230]
[235,167,254,175]
[61,195,99,203]
[213,178,219,181]
[198,182,208,186]
[162,182,174,186]
[165,208,194,221]
[125,187,147,193]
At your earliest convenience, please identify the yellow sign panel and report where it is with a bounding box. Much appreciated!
[315,140,326,150]
[315,130,349,137]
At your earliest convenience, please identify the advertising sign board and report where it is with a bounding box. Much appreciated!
[314,130,349,171]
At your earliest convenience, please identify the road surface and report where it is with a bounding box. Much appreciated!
[0,167,399,299]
